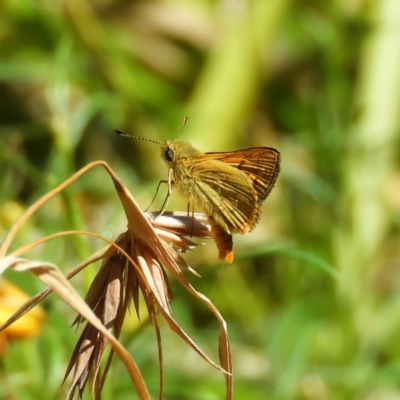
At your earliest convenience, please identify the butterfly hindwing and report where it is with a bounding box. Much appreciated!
[187,159,258,234]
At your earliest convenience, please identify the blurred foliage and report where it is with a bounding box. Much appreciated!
[1,0,400,399]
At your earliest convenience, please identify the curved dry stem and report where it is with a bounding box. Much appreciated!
[0,246,109,331]
[0,160,118,258]
[0,234,151,331]
[9,230,117,258]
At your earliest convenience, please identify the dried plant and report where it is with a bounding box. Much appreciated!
[0,161,232,400]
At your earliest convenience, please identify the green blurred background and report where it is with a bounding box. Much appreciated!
[1,0,400,399]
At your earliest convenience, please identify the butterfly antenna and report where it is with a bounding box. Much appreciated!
[180,116,189,140]
[114,130,163,145]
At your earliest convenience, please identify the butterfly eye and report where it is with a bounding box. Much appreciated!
[164,147,175,162]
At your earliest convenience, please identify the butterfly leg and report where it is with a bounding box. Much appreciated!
[186,197,195,237]
[158,168,174,216]
[145,180,168,212]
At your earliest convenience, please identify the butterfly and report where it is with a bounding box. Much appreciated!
[116,130,280,262]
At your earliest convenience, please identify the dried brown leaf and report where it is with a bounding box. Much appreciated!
[0,160,233,399]
[0,256,150,400]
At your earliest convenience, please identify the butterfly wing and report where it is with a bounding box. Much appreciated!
[202,147,280,202]
[186,160,259,234]
[174,147,280,234]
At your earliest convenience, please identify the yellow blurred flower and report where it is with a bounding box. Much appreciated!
[0,277,46,356]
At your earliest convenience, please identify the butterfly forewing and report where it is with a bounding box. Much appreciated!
[199,147,280,201]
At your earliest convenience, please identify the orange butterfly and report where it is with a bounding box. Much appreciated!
[116,130,280,262]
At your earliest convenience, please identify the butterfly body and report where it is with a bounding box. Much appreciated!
[115,128,280,262]
[161,140,280,237]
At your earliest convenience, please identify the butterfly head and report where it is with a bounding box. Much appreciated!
[161,140,202,165]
